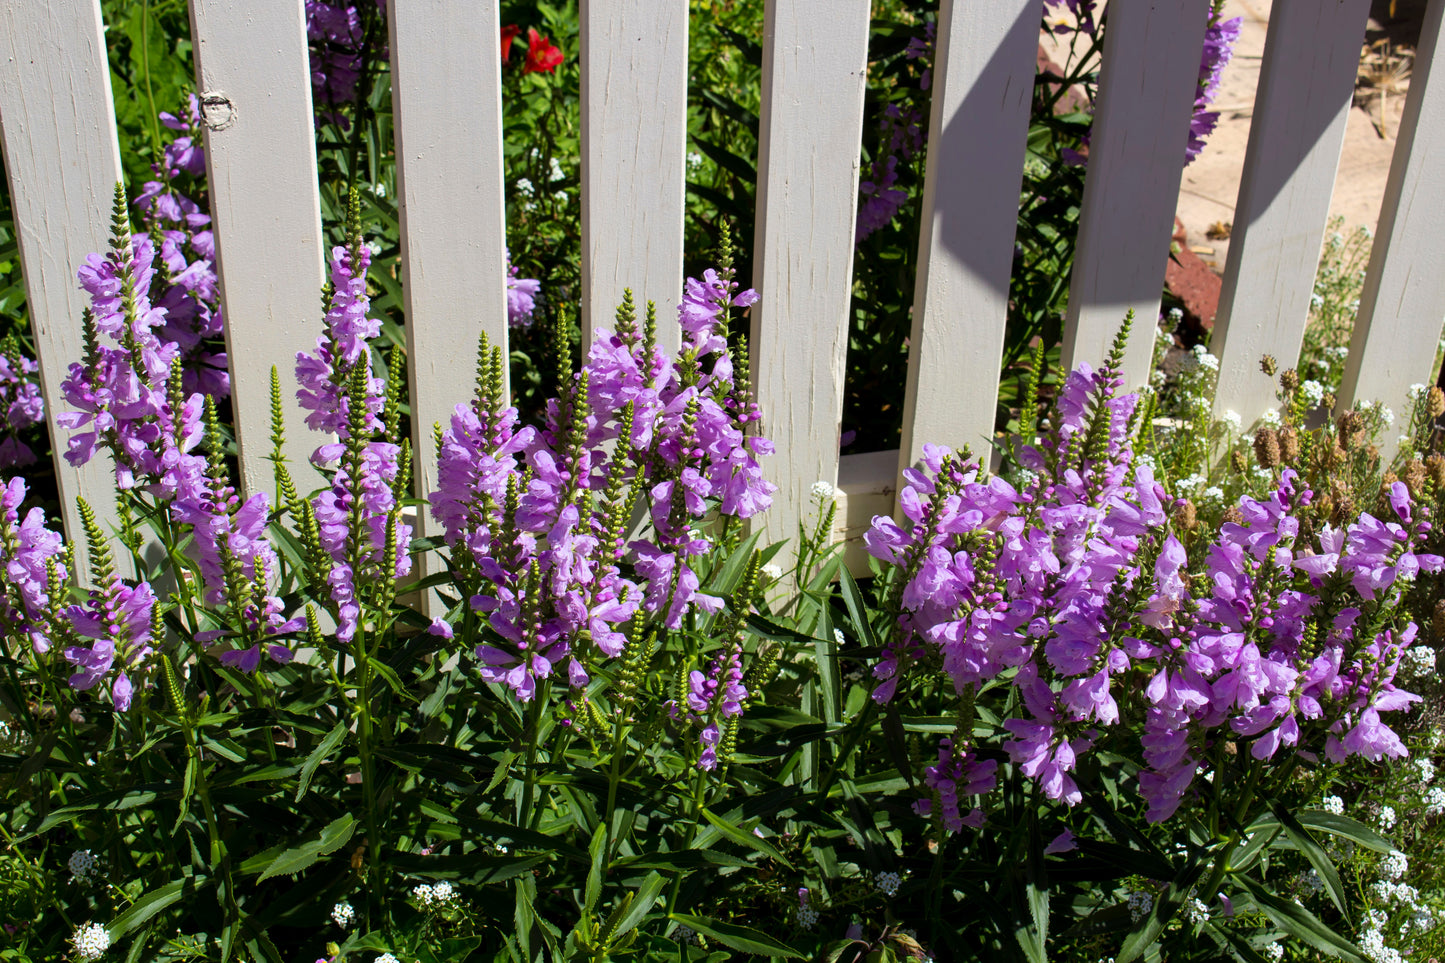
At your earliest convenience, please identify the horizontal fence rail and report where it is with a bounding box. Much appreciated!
[2,0,1444,576]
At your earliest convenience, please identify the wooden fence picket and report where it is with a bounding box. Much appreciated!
[1211,0,1372,429]
[580,0,689,351]
[388,0,510,576]
[1338,0,1445,458]
[750,0,871,559]
[1063,0,1211,388]
[898,0,1042,478]
[0,0,132,581]
[187,0,327,499]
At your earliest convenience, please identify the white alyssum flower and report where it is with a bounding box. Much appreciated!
[1221,410,1243,433]
[1126,889,1153,923]
[375,954,401,963]
[365,240,382,257]
[331,901,356,928]
[674,924,698,944]
[413,881,457,909]
[873,870,902,897]
[761,563,783,581]
[1300,380,1326,408]
[810,480,838,500]
[1379,805,1398,830]
[1409,383,1429,402]
[1299,869,1326,896]
[1322,794,1344,815]
[1381,850,1409,881]
[1259,406,1282,428]
[1182,897,1208,925]
[1201,486,1225,505]
[1426,786,1445,816]
[1190,344,1219,371]
[68,849,99,882]
[1416,757,1436,785]
[1403,645,1436,678]
[833,628,845,646]
[797,903,819,928]
[515,177,535,196]
[72,922,111,961]
[1263,943,1283,962]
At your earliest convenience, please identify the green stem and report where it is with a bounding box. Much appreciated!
[354,622,385,931]
[140,0,162,159]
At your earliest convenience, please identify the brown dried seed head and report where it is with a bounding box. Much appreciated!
[1315,493,1335,521]
[1254,428,1282,469]
[1280,368,1300,392]
[1278,425,1300,463]
[1332,494,1356,527]
[1222,505,1245,526]
[1430,385,1445,419]
[1404,459,1427,499]
[1427,453,1445,488]
[1173,499,1198,531]
[1435,598,1445,643]
[1338,410,1364,442]
[1322,392,1337,412]
[1230,449,1248,474]
[1260,355,1278,376]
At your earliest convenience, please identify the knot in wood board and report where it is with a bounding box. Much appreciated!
[199,92,235,130]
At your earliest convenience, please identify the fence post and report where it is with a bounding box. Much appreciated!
[0,0,133,581]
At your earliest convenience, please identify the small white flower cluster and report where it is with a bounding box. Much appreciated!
[1299,380,1326,408]
[1263,943,1284,962]
[1425,786,1445,816]
[1409,383,1429,402]
[1174,473,1206,496]
[1298,869,1326,896]
[1379,805,1398,830]
[1361,908,1405,963]
[1322,794,1345,815]
[1358,399,1395,427]
[1200,485,1225,506]
[1182,897,1208,926]
[1259,406,1282,428]
[1126,889,1153,923]
[810,480,838,501]
[331,901,356,928]
[68,849,100,883]
[1380,850,1409,881]
[1402,645,1437,679]
[413,880,458,910]
[797,903,819,929]
[1185,344,1219,372]
[761,563,783,582]
[674,924,699,945]
[72,922,110,961]
[1416,757,1436,785]
[873,870,902,897]
[833,628,845,646]
[1220,409,1243,434]
[375,955,400,963]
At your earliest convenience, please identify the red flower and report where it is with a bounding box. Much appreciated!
[523,27,564,74]
[500,24,521,61]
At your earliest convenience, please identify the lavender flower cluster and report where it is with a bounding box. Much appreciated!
[1187,12,1243,164]
[0,343,45,470]
[856,22,931,241]
[431,267,775,765]
[305,0,387,127]
[867,343,1439,828]
[133,95,229,399]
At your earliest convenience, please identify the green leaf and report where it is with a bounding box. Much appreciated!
[1234,876,1368,962]
[296,719,348,802]
[668,914,802,958]
[257,813,356,882]
[611,873,666,942]
[109,875,206,938]
[1116,858,1202,963]
[1290,811,1395,854]
[1268,800,1349,922]
[584,824,606,914]
[698,808,792,868]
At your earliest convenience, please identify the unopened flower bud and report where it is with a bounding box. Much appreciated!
[1322,391,1337,412]
[1230,449,1248,474]
[1253,428,1281,469]
[1260,355,1278,376]
[1280,368,1299,392]
[1277,425,1300,463]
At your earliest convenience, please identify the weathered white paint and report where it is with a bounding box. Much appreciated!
[750,0,871,557]
[1212,0,1371,429]
[188,0,327,497]
[0,0,131,580]
[899,0,1040,474]
[1339,0,1445,458]
[1063,0,1211,387]
[580,0,688,351]
[388,0,509,573]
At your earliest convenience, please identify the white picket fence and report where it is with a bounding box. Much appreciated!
[2,0,1444,581]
